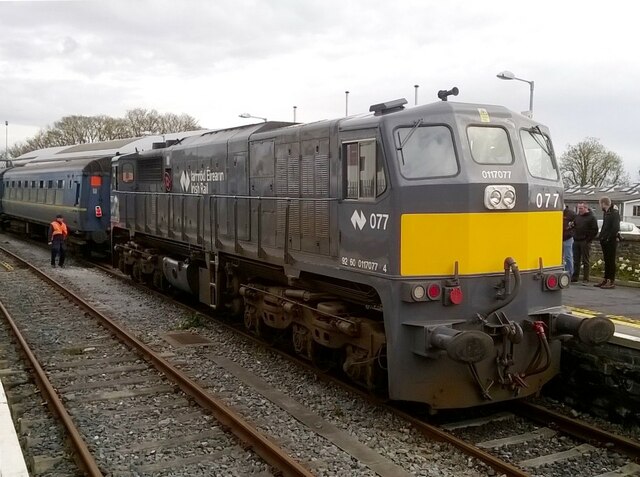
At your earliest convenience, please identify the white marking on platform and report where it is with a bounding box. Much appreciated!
[0,378,29,477]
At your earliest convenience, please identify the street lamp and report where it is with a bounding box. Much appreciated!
[496,70,534,117]
[414,84,419,106]
[344,91,350,116]
[4,120,7,159]
[239,113,267,122]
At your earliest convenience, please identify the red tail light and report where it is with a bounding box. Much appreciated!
[426,283,442,300]
[90,175,102,187]
[444,286,463,305]
[546,274,558,289]
[95,206,102,218]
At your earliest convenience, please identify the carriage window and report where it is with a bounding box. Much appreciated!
[31,180,36,188]
[39,181,44,188]
[520,128,559,180]
[57,179,64,188]
[468,126,513,164]
[345,140,385,199]
[122,163,134,183]
[395,125,458,178]
[47,180,53,189]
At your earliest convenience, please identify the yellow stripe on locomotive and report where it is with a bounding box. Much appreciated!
[400,210,562,276]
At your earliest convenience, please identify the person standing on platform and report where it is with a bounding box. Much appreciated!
[595,196,620,289]
[48,214,68,267]
[571,202,599,284]
[562,206,576,277]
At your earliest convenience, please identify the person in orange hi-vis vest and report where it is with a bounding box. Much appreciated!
[48,214,68,267]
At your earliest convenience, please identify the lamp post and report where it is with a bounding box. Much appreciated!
[293,106,297,123]
[496,70,534,117]
[345,91,349,116]
[4,120,7,159]
[414,84,419,106]
[238,113,267,122]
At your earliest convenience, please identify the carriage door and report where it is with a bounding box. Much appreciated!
[228,152,249,241]
[248,140,276,248]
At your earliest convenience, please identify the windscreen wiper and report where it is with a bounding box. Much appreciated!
[397,118,423,150]
[529,126,552,156]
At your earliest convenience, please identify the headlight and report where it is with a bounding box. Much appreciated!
[412,285,426,301]
[484,185,516,210]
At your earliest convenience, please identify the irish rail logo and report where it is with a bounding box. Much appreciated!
[180,169,225,193]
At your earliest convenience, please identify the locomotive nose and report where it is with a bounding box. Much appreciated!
[430,326,494,363]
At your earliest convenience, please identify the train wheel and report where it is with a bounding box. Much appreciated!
[311,341,339,372]
[243,305,259,333]
[292,324,312,360]
[131,262,143,283]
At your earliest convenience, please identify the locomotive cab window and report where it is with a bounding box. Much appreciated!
[121,163,134,183]
[394,125,458,178]
[520,128,559,180]
[467,126,513,164]
[345,140,386,199]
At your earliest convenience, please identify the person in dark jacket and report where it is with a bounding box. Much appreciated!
[595,197,620,289]
[571,202,599,283]
[562,206,576,277]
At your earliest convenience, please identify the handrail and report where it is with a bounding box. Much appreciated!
[115,190,338,202]
[114,190,336,262]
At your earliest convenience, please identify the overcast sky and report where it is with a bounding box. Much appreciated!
[1,0,639,179]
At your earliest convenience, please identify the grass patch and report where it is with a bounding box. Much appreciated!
[177,313,207,329]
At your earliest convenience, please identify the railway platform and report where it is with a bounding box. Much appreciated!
[0,376,29,477]
[563,280,640,348]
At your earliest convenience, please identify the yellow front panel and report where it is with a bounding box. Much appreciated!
[400,211,562,276]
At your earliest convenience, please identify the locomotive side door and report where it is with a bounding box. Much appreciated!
[228,152,249,241]
[338,133,392,276]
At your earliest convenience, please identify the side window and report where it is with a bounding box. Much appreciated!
[122,163,134,183]
[112,166,119,190]
[520,128,558,180]
[345,140,386,199]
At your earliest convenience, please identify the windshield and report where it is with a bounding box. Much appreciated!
[520,128,558,180]
[394,125,458,179]
[467,126,513,164]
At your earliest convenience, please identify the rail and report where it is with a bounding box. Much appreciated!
[0,245,315,477]
[0,289,104,476]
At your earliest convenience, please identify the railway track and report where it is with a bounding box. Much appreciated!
[438,402,640,477]
[2,235,639,476]
[0,246,312,476]
[84,248,640,476]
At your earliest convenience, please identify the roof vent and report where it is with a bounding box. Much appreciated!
[369,98,408,116]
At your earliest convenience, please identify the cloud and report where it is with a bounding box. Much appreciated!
[1,0,639,177]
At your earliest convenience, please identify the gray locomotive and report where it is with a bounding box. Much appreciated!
[112,95,614,409]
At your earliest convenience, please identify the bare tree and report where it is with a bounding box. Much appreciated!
[157,113,200,134]
[8,109,201,158]
[559,137,630,187]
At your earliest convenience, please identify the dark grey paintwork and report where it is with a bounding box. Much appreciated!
[113,101,572,408]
